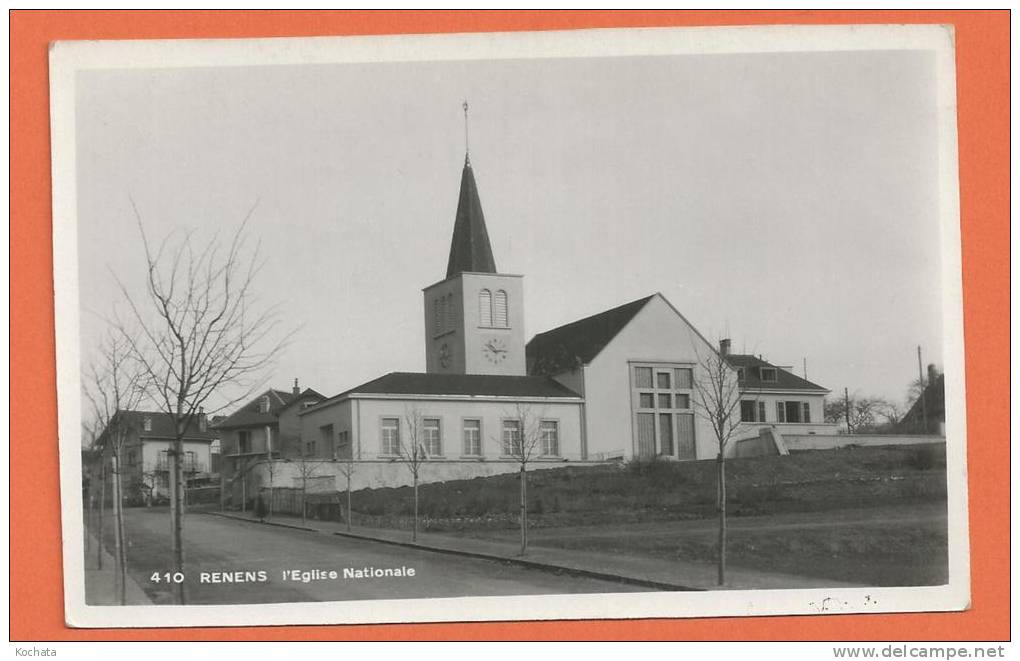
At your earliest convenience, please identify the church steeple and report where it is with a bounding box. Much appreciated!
[424,104,525,377]
[445,143,497,279]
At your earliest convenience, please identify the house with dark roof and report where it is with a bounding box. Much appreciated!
[216,380,324,506]
[93,410,219,504]
[896,365,945,435]
[720,343,833,436]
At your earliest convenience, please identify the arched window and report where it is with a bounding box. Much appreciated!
[493,290,508,328]
[445,293,455,330]
[479,289,492,327]
[433,298,442,336]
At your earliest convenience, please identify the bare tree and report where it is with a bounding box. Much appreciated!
[83,331,146,604]
[825,395,901,433]
[497,403,548,556]
[397,407,429,541]
[292,445,325,526]
[691,346,745,586]
[337,456,358,532]
[113,203,291,604]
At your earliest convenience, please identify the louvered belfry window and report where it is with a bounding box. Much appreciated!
[479,289,492,326]
[493,290,508,327]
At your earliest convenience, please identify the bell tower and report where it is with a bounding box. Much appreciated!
[423,103,525,376]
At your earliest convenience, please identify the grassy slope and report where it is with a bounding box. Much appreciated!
[348,444,947,529]
[344,444,949,586]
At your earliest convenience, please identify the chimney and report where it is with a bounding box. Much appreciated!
[198,406,207,432]
[293,378,300,396]
[719,338,731,356]
[927,364,938,386]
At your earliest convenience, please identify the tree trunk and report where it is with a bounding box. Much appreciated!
[519,464,529,556]
[301,478,307,526]
[97,464,106,570]
[172,437,186,605]
[112,448,128,604]
[346,472,352,532]
[717,454,727,586]
[412,472,419,542]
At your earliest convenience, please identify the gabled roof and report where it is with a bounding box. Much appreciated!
[724,354,829,392]
[307,372,581,411]
[896,373,945,431]
[446,159,497,278]
[102,410,218,442]
[214,388,322,430]
[526,295,656,375]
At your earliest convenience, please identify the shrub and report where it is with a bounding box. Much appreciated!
[906,445,946,471]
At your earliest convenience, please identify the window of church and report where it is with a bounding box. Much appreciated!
[493,290,508,327]
[381,418,400,455]
[462,419,481,456]
[501,419,522,456]
[632,363,697,460]
[479,289,492,326]
[540,420,559,456]
[423,418,442,457]
[434,298,442,336]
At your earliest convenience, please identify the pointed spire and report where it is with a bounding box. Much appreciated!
[446,154,497,278]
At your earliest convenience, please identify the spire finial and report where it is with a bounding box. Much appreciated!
[462,100,470,165]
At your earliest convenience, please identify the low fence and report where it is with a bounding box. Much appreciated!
[782,433,945,451]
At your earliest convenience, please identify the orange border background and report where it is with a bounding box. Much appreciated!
[11,10,1009,641]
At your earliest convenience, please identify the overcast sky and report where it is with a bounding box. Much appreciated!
[75,47,945,413]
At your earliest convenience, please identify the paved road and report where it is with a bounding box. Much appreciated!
[92,507,644,605]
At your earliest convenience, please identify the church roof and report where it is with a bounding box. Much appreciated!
[446,159,497,278]
[527,295,656,375]
[308,372,581,409]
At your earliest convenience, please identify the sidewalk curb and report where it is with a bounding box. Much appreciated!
[328,529,701,592]
[206,511,319,533]
[205,510,700,592]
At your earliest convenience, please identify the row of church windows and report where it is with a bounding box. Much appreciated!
[380,416,559,458]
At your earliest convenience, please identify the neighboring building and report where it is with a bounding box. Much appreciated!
[897,365,945,435]
[215,380,324,505]
[720,342,834,437]
[93,410,218,504]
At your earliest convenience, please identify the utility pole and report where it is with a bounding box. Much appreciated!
[844,387,852,434]
[917,345,929,433]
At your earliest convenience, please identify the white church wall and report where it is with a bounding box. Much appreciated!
[352,396,585,461]
[582,294,723,461]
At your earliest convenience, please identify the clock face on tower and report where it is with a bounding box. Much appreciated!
[482,338,509,364]
[438,342,452,369]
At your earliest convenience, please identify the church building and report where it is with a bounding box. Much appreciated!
[298,154,590,488]
[293,140,834,490]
